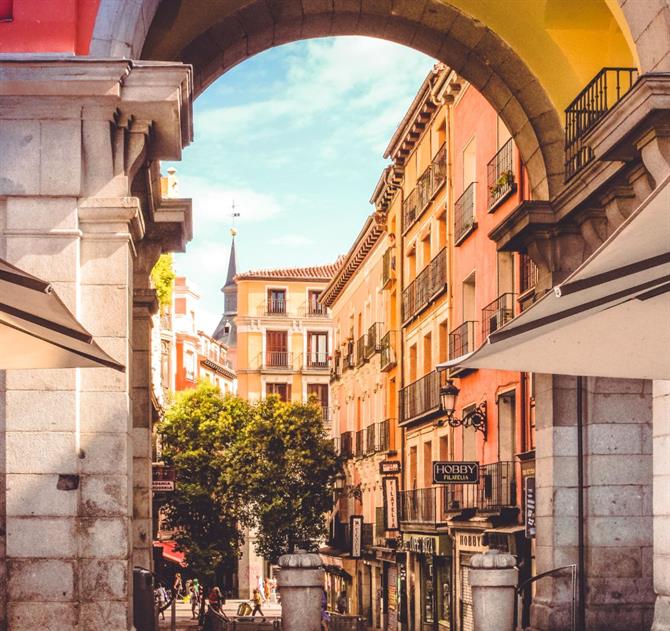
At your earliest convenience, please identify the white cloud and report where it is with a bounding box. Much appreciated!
[269,234,313,246]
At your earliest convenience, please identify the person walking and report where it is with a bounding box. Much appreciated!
[189,580,199,619]
[173,572,183,598]
[321,589,331,631]
[251,587,265,617]
[208,586,223,613]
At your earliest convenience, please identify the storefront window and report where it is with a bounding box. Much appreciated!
[436,557,452,627]
[421,556,435,623]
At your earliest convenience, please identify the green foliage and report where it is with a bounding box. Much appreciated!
[151,253,176,312]
[157,381,247,580]
[223,396,341,563]
[158,386,341,574]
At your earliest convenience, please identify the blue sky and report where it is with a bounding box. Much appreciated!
[171,36,434,333]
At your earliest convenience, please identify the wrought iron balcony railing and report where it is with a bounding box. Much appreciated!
[330,350,342,381]
[487,138,515,209]
[402,187,419,232]
[262,351,294,369]
[265,298,288,315]
[454,182,476,244]
[365,424,376,455]
[449,321,477,359]
[356,335,367,366]
[340,431,353,459]
[376,419,391,452]
[365,322,383,358]
[303,352,330,370]
[400,370,441,424]
[565,67,638,180]
[399,487,436,524]
[442,460,520,514]
[355,429,364,457]
[404,144,447,233]
[344,340,355,371]
[382,247,396,288]
[481,293,516,339]
[380,330,397,372]
[520,254,539,294]
[401,248,447,322]
[306,302,328,317]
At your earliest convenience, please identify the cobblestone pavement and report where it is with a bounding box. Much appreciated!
[159,599,282,630]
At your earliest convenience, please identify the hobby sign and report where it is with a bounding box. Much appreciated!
[433,461,479,484]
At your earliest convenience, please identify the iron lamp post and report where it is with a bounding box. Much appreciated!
[438,378,488,439]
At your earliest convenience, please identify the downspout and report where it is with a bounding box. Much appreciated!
[576,376,586,631]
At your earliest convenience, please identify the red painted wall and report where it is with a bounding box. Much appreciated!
[0,0,100,55]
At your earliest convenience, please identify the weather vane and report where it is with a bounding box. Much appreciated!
[230,200,240,236]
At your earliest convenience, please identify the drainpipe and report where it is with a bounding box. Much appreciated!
[576,376,586,631]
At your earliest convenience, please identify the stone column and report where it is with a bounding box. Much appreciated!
[652,381,670,631]
[0,59,192,630]
[278,549,324,631]
[531,376,654,631]
[469,550,518,631]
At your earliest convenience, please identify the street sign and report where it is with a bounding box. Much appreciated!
[380,460,401,475]
[152,463,176,492]
[525,476,536,538]
[383,477,399,531]
[350,515,363,559]
[432,461,479,484]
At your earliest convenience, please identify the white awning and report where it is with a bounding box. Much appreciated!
[438,175,670,380]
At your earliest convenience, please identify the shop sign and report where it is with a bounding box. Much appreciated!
[152,463,176,492]
[401,535,451,556]
[350,515,363,559]
[380,460,401,475]
[383,477,400,531]
[433,461,479,484]
[525,476,536,539]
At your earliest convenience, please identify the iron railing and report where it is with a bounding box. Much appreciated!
[263,351,294,369]
[355,429,364,458]
[449,321,477,359]
[380,330,397,372]
[340,431,353,459]
[307,302,328,317]
[266,298,288,315]
[304,351,330,369]
[376,419,391,452]
[442,460,519,514]
[365,322,383,358]
[382,247,395,287]
[356,335,367,366]
[401,248,447,322]
[365,424,376,454]
[399,487,437,524]
[487,138,515,209]
[400,370,441,423]
[520,254,539,294]
[454,182,476,244]
[565,67,638,179]
[481,293,515,339]
[330,350,342,380]
[344,340,355,370]
[402,187,419,232]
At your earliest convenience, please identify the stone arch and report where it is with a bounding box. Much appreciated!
[616,0,670,73]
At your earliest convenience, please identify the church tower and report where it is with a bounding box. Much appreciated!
[212,228,238,366]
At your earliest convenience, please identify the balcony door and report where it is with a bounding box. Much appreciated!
[267,382,291,402]
[307,331,328,367]
[308,290,323,315]
[268,288,286,314]
[307,383,328,418]
[266,330,288,367]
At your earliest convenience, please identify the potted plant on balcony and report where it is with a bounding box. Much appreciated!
[489,170,514,199]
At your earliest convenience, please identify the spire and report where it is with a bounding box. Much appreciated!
[222,228,237,291]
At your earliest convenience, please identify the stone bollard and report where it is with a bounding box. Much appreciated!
[278,548,324,631]
[469,549,518,631]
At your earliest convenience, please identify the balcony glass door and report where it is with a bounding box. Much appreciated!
[266,330,288,367]
[307,332,328,367]
[268,289,286,314]
[307,383,328,419]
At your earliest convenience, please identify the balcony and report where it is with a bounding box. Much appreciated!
[380,330,397,372]
[365,322,383,359]
[261,351,294,370]
[454,182,476,244]
[362,523,374,549]
[355,429,364,458]
[265,298,288,316]
[449,321,477,359]
[302,351,330,371]
[343,340,355,371]
[520,254,539,295]
[365,424,376,455]
[401,247,447,322]
[399,487,436,525]
[404,144,447,233]
[442,461,519,515]
[306,302,328,317]
[400,370,442,425]
[481,293,515,339]
[375,419,391,452]
[356,335,367,367]
[330,350,342,381]
[340,431,353,459]
[382,247,396,288]
[565,67,638,180]
[487,138,516,210]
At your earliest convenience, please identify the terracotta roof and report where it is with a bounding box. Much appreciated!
[236,259,343,282]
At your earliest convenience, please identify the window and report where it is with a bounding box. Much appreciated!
[423,332,432,376]
[498,392,516,462]
[307,331,328,367]
[422,557,435,624]
[436,557,452,625]
[0,1,13,21]
[267,382,291,402]
[497,252,514,295]
[409,344,417,383]
[308,290,324,315]
[463,138,476,188]
[407,248,417,282]
[266,330,288,367]
[423,441,432,487]
[421,232,431,268]
[267,288,286,314]
[307,383,329,409]
[175,297,186,315]
[184,350,195,381]
[463,273,476,321]
[437,211,447,249]
[409,445,418,490]
[438,320,449,363]
[439,435,449,461]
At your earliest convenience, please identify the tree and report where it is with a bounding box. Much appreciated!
[223,396,341,563]
[150,253,176,312]
[157,381,248,581]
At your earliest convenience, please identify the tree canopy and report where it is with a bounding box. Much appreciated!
[150,253,176,312]
[157,383,341,575]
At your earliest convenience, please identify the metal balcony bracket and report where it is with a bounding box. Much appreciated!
[442,401,487,440]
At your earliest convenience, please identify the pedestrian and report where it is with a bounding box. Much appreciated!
[256,575,266,602]
[251,587,264,617]
[264,577,271,602]
[189,580,199,619]
[336,590,347,614]
[173,572,183,598]
[321,589,331,631]
[208,586,223,613]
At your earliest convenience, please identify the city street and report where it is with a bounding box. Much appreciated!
[159,600,282,630]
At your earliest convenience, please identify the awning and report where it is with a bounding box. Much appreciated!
[154,540,187,567]
[0,258,125,371]
[439,174,670,380]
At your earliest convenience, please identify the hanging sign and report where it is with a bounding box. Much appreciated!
[350,515,363,559]
[383,477,400,531]
[380,460,401,475]
[433,461,479,484]
[152,463,176,492]
[525,476,536,539]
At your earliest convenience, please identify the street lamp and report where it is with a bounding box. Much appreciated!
[438,378,488,439]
